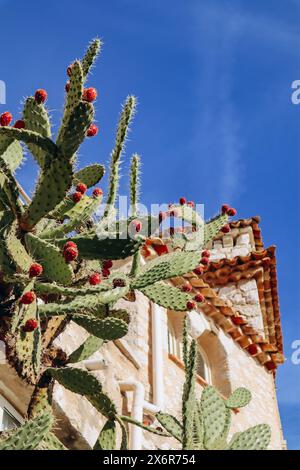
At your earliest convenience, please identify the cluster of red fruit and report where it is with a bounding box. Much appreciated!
[19,262,45,332]
[178,197,195,207]
[220,204,237,234]
[71,182,103,203]
[0,89,48,130]
[66,65,98,137]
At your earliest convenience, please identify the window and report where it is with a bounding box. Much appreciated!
[196,346,211,384]
[0,396,22,432]
[167,312,211,383]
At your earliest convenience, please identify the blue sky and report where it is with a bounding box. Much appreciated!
[1,0,300,449]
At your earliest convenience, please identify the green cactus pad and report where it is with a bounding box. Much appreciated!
[94,420,116,450]
[229,424,271,450]
[58,101,94,159]
[103,95,137,221]
[225,387,252,409]
[0,139,24,173]
[74,164,105,188]
[132,251,201,289]
[182,340,197,449]
[140,281,193,311]
[201,386,228,450]
[15,298,41,383]
[25,233,73,285]
[54,233,143,260]
[22,158,73,230]
[57,61,83,145]
[204,213,229,245]
[5,221,33,272]
[40,195,101,239]
[156,412,182,442]
[11,280,35,332]
[81,38,102,79]
[192,401,204,450]
[40,433,66,450]
[38,285,129,317]
[23,97,52,166]
[35,280,112,297]
[68,336,104,363]
[47,367,117,419]
[28,383,52,418]
[0,127,57,157]
[72,315,128,341]
[0,412,53,450]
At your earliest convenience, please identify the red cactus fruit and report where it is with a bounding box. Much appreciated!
[65,81,70,93]
[179,197,186,205]
[64,247,78,262]
[24,318,38,332]
[13,119,25,129]
[265,360,276,371]
[34,89,47,104]
[231,316,244,325]
[193,266,203,275]
[152,244,168,256]
[132,220,142,233]
[221,204,230,214]
[64,241,77,251]
[247,344,258,355]
[29,263,43,278]
[187,201,195,208]
[221,224,230,234]
[67,64,73,77]
[186,300,196,310]
[83,87,98,102]
[89,273,101,285]
[194,293,205,303]
[72,191,83,203]
[227,207,237,216]
[201,250,210,258]
[0,112,13,126]
[92,187,103,198]
[103,260,113,269]
[181,283,192,293]
[101,268,111,278]
[87,124,98,137]
[20,291,36,305]
[76,182,87,194]
[201,257,210,265]
[113,278,126,288]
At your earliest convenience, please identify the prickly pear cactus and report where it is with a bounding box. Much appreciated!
[0,38,237,450]
[126,318,272,450]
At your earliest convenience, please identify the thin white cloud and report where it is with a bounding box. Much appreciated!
[189,2,300,203]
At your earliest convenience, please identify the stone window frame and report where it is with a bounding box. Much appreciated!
[167,312,212,384]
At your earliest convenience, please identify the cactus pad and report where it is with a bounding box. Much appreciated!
[68,336,104,363]
[0,412,53,450]
[229,424,271,450]
[225,387,252,409]
[140,281,193,311]
[25,233,73,285]
[94,420,116,450]
[48,367,117,419]
[132,251,201,289]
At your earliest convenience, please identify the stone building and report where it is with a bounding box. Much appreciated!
[0,216,285,450]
